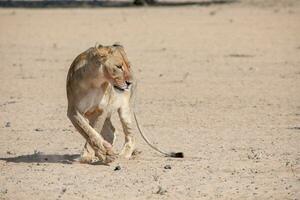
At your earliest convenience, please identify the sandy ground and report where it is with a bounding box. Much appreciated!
[0,1,300,199]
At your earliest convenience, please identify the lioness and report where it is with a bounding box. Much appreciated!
[66,44,136,164]
[67,44,183,164]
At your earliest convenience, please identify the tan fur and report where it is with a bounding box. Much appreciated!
[66,44,136,164]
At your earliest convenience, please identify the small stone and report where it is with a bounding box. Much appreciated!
[156,186,167,195]
[209,11,216,16]
[62,188,67,193]
[164,165,171,169]
[0,188,8,194]
[114,165,121,171]
[153,175,159,181]
[5,122,11,127]
[34,128,43,132]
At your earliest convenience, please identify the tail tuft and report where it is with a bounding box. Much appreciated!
[169,152,184,158]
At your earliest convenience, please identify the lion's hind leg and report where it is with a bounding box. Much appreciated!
[81,114,117,163]
[80,142,97,164]
[80,113,116,163]
[100,118,116,146]
[68,108,116,164]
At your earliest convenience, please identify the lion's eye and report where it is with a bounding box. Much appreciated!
[116,65,123,70]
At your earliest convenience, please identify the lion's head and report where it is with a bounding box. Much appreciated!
[94,44,133,92]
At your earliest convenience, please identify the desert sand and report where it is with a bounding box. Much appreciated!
[0,1,299,199]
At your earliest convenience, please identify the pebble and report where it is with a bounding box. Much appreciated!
[164,165,171,169]
[156,186,167,195]
[114,165,121,171]
[0,188,8,194]
[5,122,11,127]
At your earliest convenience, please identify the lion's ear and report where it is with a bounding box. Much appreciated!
[112,42,123,48]
[96,44,103,48]
[96,46,113,58]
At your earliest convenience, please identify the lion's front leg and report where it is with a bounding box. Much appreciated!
[118,106,135,158]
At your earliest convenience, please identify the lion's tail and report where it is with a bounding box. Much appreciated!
[133,111,184,158]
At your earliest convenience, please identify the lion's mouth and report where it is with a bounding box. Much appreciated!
[113,81,131,92]
[114,85,126,91]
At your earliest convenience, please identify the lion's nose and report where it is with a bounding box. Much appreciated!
[125,81,132,86]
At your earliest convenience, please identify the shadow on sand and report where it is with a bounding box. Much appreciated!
[0,152,80,164]
[0,0,237,8]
